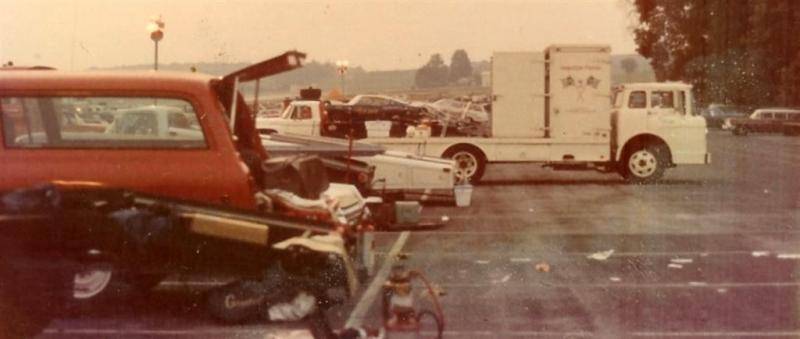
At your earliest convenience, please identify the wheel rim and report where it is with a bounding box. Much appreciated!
[628,149,658,178]
[452,151,478,181]
[73,268,113,299]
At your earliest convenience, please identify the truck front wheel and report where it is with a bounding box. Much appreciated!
[443,146,486,184]
[620,144,668,184]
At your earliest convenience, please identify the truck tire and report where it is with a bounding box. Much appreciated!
[732,126,748,136]
[620,144,668,184]
[443,145,486,184]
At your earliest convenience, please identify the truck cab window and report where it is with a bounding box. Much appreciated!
[651,91,674,109]
[629,91,646,108]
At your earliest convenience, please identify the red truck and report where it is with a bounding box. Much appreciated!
[0,52,369,302]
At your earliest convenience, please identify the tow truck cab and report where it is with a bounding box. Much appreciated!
[611,83,710,166]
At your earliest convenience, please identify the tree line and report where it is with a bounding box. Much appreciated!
[632,0,800,108]
[414,49,477,88]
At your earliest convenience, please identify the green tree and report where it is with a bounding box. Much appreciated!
[414,54,449,88]
[632,0,800,106]
[449,49,473,83]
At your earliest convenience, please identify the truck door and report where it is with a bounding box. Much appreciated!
[285,104,317,136]
[647,90,682,132]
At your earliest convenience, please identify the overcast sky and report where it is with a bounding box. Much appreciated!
[0,0,638,71]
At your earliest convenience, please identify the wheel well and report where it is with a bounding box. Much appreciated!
[442,143,487,161]
[619,134,672,165]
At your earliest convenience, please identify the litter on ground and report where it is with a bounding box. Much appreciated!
[535,262,551,273]
[670,258,693,264]
[668,263,683,269]
[587,249,614,261]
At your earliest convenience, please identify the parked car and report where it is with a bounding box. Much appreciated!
[0,51,369,302]
[425,98,490,124]
[700,104,748,129]
[722,107,800,135]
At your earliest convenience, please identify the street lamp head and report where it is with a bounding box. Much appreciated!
[147,15,165,42]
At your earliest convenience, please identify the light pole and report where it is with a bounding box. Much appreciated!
[335,60,349,97]
[335,60,352,182]
[147,16,165,71]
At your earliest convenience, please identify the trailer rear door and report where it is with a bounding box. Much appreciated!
[547,45,611,140]
[491,52,546,138]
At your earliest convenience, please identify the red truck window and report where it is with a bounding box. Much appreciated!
[1,96,206,149]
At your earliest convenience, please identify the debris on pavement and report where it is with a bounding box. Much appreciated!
[668,263,683,269]
[510,257,532,263]
[670,258,693,264]
[587,249,614,261]
[268,292,317,321]
[493,274,512,284]
[475,260,490,265]
[717,288,728,294]
[777,253,800,260]
[535,262,551,273]
[441,215,450,222]
[609,276,621,282]
[751,251,770,257]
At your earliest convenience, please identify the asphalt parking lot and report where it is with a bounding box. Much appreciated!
[39,131,800,338]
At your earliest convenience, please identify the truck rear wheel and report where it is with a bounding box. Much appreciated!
[443,145,486,184]
[620,144,668,184]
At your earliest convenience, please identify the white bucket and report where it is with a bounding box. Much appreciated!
[454,184,473,207]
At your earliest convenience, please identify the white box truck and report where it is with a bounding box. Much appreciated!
[260,45,710,183]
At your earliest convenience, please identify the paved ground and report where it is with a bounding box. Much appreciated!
[39,131,800,338]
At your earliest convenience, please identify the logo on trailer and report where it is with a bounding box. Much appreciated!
[561,75,601,102]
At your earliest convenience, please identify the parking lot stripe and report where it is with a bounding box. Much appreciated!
[632,331,800,337]
[42,328,309,336]
[431,281,800,288]
[345,231,410,329]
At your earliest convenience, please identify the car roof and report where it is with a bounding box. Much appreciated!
[0,70,216,93]
[622,82,692,90]
[753,107,800,113]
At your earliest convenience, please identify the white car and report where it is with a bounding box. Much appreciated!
[425,99,490,124]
